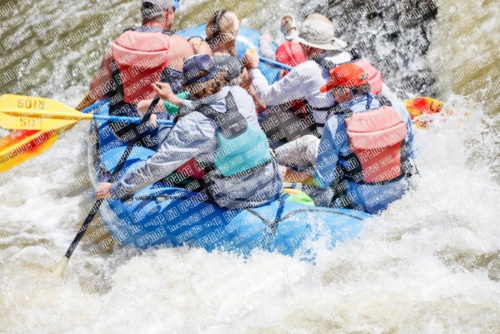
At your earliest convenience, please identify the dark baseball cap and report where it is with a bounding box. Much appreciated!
[142,0,179,12]
[183,54,219,86]
[213,55,244,81]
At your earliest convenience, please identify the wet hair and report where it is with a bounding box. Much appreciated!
[351,83,371,97]
[330,83,371,101]
[187,71,227,99]
[206,10,239,56]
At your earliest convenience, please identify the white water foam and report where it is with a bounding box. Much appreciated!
[1,0,499,332]
[1,97,499,333]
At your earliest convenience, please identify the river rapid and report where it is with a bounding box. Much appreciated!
[0,0,499,333]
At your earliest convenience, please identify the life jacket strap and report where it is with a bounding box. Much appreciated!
[313,48,362,70]
[197,92,247,139]
[342,171,407,185]
[313,105,353,129]
[205,159,272,180]
[123,27,175,35]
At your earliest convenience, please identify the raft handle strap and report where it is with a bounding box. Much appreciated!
[124,192,212,204]
[247,208,276,229]
[247,202,364,233]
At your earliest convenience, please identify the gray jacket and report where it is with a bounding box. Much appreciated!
[110,86,283,209]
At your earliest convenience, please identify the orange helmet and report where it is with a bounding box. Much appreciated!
[320,63,369,93]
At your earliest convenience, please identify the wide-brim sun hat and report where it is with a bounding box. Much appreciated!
[294,14,347,51]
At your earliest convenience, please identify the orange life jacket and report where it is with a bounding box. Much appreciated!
[351,57,383,95]
[317,51,384,96]
[340,101,409,184]
[111,29,171,104]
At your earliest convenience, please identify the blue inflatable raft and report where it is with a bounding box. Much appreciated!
[87,25,370,258]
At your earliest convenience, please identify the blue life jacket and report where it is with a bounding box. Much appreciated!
[198,92,272,178]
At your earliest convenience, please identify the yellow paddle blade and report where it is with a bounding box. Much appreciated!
[403,97,445,129]
[403,97,444,117]
[3,109,95,120]
[0,94,95,172]
[0,94,97,130]
[0,111,77,130]
[0,129,60,172]
[0,94,84,131]
[52,256,69,278]
[0,133,59,172]
[0,94,77,114]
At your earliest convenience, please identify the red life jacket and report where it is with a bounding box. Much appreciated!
[342,104,408,184]
[275,41,307,72]
[112,30,171,104]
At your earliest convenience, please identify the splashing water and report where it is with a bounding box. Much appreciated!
[1,0,499,332]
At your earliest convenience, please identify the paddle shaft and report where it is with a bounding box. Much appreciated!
[259,56,293,71]
[61,97,161,261]
[4,109,174,126]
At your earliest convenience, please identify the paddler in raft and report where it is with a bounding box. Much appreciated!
[96,54,283,210]
[204,10,267,112]
[312,63,416,212]
[257,14,309,141]
[259,13,307,72]
[244,14,400,167]
[137,9,265,125]
[89,0,194,149]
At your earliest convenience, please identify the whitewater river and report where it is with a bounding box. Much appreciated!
[0,0,499,332]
